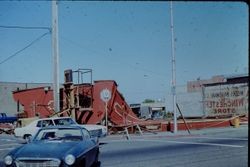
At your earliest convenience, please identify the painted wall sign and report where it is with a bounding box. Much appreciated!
[204,84,248,116]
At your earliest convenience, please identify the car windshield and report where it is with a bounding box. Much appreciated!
[34,128,83,141]
[53,118,76,126]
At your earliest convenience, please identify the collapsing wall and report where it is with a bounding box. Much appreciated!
[61,80,143,125]
[12,80,145,127]
[13,87,54,118]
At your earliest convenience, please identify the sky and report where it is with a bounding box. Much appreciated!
[0,1,248,104]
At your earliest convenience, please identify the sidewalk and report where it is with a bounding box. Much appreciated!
[101,124,248,141]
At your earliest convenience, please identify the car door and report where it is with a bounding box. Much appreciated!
[22,120,41,138]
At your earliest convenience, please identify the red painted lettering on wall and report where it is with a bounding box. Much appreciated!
[206,98,244,108]
[204,85,248,116]
[214,108,236,114]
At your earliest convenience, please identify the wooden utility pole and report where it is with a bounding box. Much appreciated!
[52,0,60,113]
[176,103,191,134]
[170,1,177,133]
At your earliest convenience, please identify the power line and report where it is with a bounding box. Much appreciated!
[0,25,51,31]
[0,31,51,65]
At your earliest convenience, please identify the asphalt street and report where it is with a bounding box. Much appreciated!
[0,125,248,167]
[99,125,248,167]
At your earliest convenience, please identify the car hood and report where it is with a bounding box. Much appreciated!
[13,141,80,159]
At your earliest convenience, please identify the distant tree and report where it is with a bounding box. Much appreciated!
[142,99,155,103]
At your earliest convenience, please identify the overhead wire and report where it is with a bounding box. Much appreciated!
[0,25,52,65]
[0,31,51,65]
[0,25,51,31]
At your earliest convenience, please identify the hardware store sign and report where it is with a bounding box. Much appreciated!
[204,84,248,116]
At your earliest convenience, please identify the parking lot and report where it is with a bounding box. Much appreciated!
[0,125,248,167]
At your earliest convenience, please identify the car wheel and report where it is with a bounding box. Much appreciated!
[23,134,32,142]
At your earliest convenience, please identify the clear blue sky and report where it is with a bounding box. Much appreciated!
[0,1,248,104]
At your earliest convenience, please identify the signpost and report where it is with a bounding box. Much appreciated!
[100,88,111,132]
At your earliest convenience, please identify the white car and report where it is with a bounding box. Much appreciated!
[14,117,107,140]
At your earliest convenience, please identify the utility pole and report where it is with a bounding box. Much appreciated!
[52,0,60,113]
[170,1,177,133]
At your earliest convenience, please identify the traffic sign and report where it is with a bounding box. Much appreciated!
[100,88,111,102]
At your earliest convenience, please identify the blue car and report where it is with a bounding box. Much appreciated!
[4,126,100,167]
